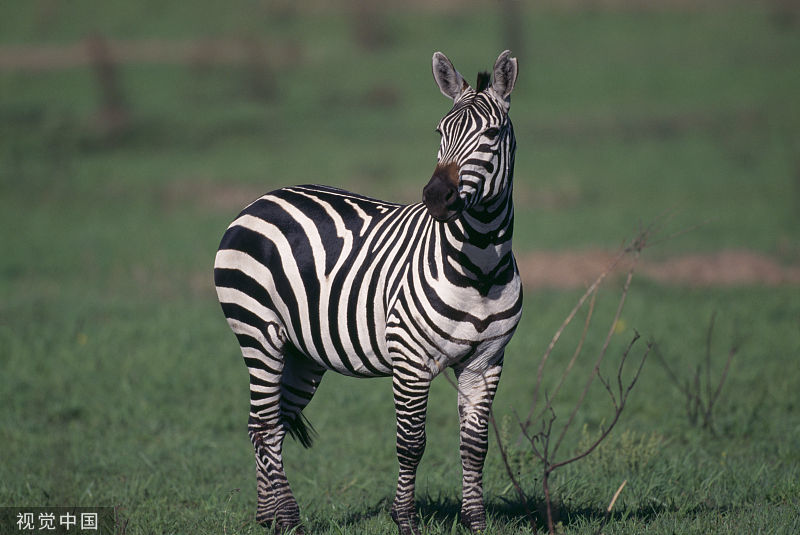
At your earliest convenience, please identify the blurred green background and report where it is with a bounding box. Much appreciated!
[1,1,799,534]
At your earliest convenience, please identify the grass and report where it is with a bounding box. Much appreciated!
[3,287,799,533]
[1,1,799,533]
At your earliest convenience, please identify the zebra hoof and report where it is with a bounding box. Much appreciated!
[390,507,421,535]
[257,518,304,535]
[459,509,487,534]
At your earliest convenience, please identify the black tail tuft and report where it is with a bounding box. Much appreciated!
[284,412,316,449]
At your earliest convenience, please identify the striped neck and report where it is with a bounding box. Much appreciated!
[434,148,515,292]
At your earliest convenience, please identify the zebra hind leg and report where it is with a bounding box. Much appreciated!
[248,421,283,529]
[248,379,302,533]
[240,336,315,535]
[249,409,306,534]
[250,345,325,534]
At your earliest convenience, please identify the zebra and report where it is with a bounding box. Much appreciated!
[214,50,521,535]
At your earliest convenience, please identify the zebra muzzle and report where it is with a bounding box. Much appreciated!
[423,163,464,222]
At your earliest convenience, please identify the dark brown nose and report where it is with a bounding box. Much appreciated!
[422,164,463,222]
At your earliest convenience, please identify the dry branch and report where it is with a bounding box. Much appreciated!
[653,311,737,434]
[510,227,654,534]
[594,479,627,535]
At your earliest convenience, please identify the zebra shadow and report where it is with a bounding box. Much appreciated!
[416,493,538,531]
[417,495,676,532]
[330,492,543,531]
[333,492,672,532]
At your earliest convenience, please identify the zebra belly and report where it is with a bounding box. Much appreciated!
[215,238,396,378]
[283,280,394,378]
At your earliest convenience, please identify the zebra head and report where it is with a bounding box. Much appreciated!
[423,50,518,223]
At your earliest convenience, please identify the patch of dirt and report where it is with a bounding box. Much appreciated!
[517,249,800,289]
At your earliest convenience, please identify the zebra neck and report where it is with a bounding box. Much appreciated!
[436,198,515,291]
[460,180,515,247]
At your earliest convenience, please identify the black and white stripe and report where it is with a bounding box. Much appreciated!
[214,50,521,535]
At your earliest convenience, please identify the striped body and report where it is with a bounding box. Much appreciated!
[214,51,521,535]
[216,185,521,378]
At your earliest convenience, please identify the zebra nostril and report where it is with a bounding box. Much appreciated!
[444,187,458,206]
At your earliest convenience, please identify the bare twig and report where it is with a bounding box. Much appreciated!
[551,256,640,459]
[517,228,654,535]
[652,343,683,395]
[607,479,627,514]
[534,290,598,425]
[524,248,628,432]
[488,407,537,532]
[513,290,650,534]
[705,312,716,414]
[526,274,607,428]
[647,217,717,249]
[652,311,738,434]
[525,337,649,535]
[706,345,735,426]
[549,338,651,473]
[594,480,628,535]
[113,505,128,535]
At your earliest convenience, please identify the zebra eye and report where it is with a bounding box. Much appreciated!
[483,127,500,139]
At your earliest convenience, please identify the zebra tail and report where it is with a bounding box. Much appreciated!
[285,411,316,449]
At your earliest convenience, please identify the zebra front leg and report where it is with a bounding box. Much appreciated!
[455,361,503,534]
[390,370,431,535]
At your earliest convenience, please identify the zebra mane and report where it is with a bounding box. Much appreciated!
[475,71,491,92]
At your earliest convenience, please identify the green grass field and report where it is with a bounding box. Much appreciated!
[1,2,799,533]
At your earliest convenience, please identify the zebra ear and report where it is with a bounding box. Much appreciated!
[432,51,467,101]
[491,50,518,101]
